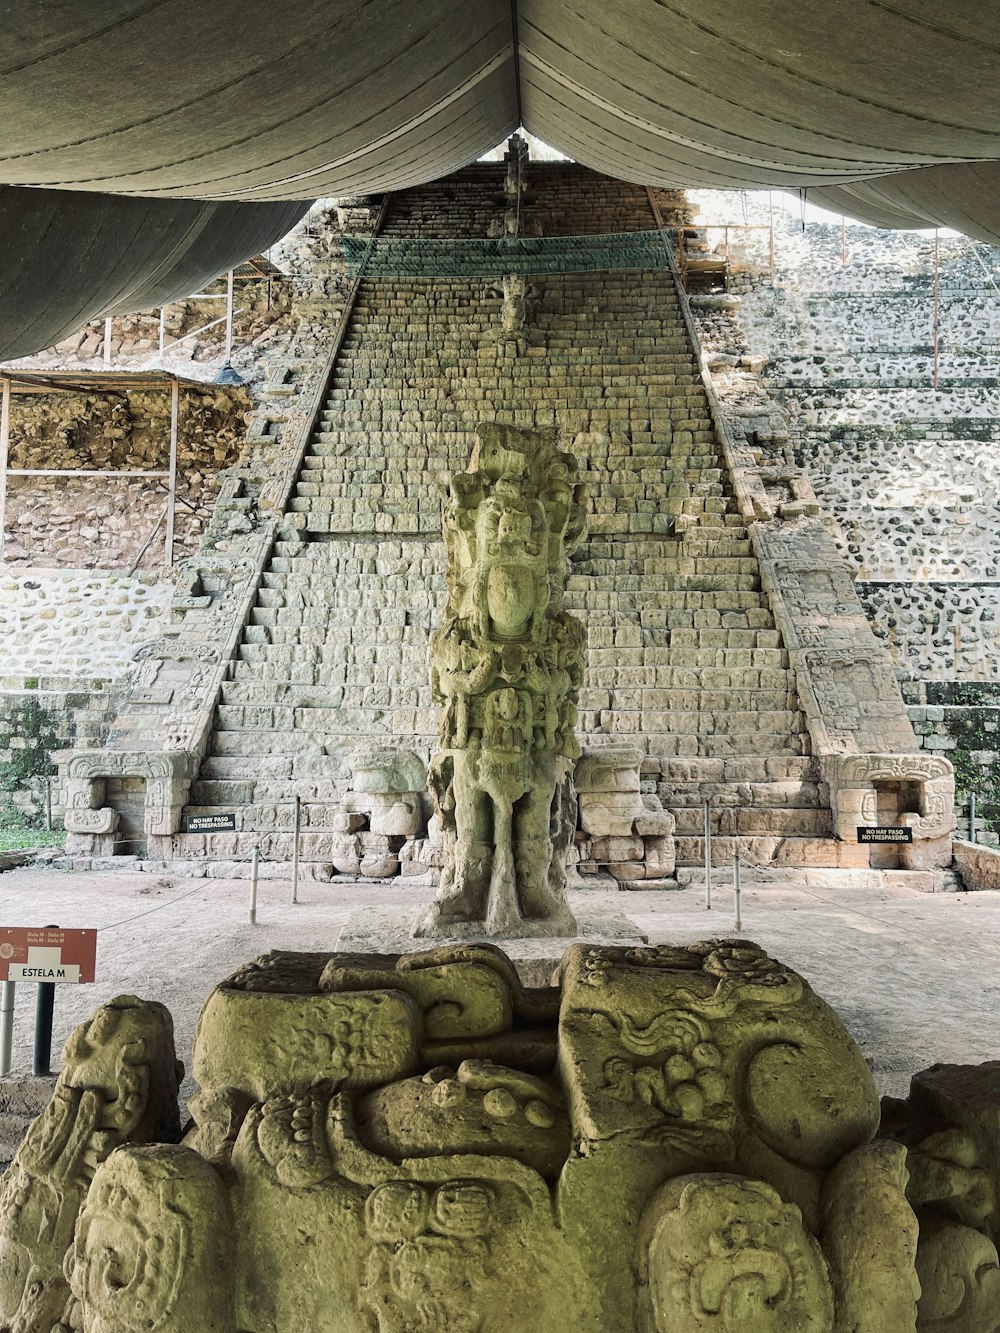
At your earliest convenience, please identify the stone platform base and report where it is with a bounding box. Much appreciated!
[674,865,962,893]
[336,905,647,984]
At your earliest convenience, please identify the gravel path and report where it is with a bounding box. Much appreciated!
[1,866,998,1103]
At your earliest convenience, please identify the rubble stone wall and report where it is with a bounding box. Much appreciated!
[0,569,172,681]
[2,387,249,568]
[0,570,173,811]
[688,190,1000,828]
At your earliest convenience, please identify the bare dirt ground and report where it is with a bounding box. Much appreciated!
[1,865,998,1105]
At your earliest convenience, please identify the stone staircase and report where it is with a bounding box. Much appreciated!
[171,166,837,872]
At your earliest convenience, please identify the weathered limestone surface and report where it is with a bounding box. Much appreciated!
[687,192,994,835]
[882,1060,1000,1330]
[16,940,998,1331]
[574,746,676,883]
[952,838,1000,890]
[418,424,586,937]
[54,202,382,859]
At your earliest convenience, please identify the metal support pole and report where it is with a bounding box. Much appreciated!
[970,791,978,844]
[249,847,259,925]
[0,376,10,563]
[733,854,743,933]
[45,776,52,832]
[0,981,14,1077]
[103,316,113,368]
[225,269,235,364]
[33,982,55,1076]
[164,378,179,567]
[932,230,940,390]
[291,795,301,904]
[158,306,166,356]
[704,799,713,909]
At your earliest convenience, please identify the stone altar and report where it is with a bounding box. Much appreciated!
[417,424,587,938]
[6,939,1000,1331]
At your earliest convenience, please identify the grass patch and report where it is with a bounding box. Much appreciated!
[0,808,65,852]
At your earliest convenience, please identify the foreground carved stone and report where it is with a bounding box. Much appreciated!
[11,940,1000,1330]
[418,424,587,938]
[0,995,182,1332]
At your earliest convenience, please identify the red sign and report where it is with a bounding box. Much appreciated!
[0,927,97,984]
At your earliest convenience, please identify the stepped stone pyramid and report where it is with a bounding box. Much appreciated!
[181,165,825,871]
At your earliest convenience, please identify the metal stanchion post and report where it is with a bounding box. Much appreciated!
[0,981,14,1077]
[291,795,301,905]
[249,847,259,926]
[704,799,713,909]
[733,855,742,933]
[45,776,52,832]
[970,792,978,844]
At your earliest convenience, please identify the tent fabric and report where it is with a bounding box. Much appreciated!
[4,1,1000,362]
[1,2,999,205]
[0,1,518,200]
[809,165,1000,245]
[0,187,309,362]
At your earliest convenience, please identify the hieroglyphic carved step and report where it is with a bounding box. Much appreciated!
[173,167,815,870]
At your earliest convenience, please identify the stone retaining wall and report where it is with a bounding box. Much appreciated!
[952,838,1000,889]
[1,386,248,568]
[0,570,173,681]
[687,189,1000,822]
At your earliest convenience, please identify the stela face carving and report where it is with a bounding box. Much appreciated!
[10,939,993,1331]
[417,424,587,938]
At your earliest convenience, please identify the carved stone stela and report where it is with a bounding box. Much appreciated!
[418,424,587,938]
[4,941,998,1331]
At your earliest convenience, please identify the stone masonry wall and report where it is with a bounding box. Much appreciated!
[687,189,1000,836]
[0,570,172,816]
[2,387,249,568]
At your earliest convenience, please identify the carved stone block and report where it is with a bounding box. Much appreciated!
[10,944,996,1330]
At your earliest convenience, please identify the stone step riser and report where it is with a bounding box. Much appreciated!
[655,757,820,782]
[655,780,823,808]
[207,730,807,760]
[219,669,794,704]
[671,807,833,837]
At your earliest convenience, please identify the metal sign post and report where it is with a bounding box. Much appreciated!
[33,979,55,1076]
[970,792,978,843]
[733,855,743,932]
[225,269,235,364]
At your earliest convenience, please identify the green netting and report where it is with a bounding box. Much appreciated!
[344,230,673,279]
